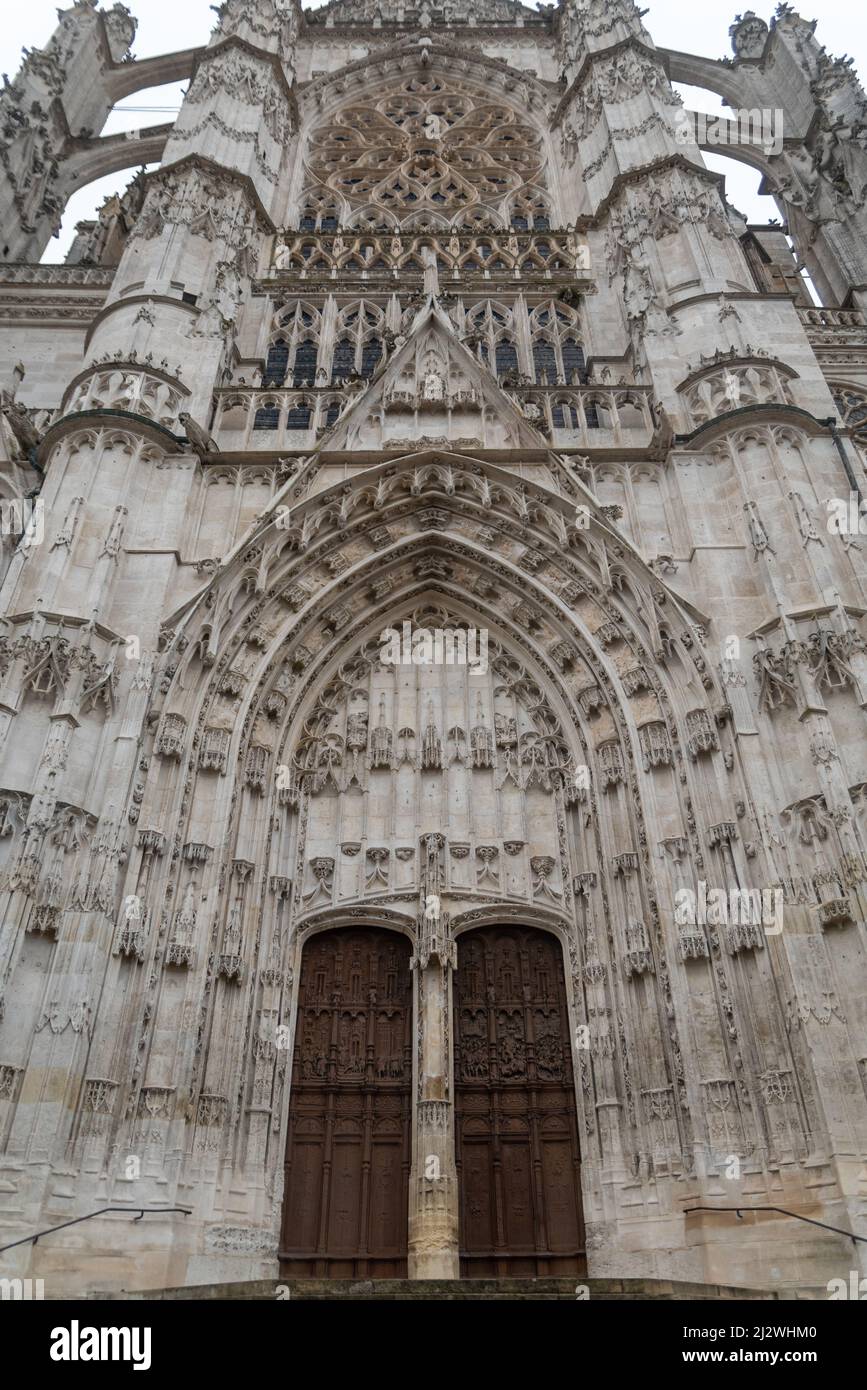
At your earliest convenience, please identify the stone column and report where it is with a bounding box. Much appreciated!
[408,861,460,1278]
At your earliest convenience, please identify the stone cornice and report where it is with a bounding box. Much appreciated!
[61,357,192,413]
[674,404,834,448]
[747,602,866,640]
[82,294,200,353]
[37,409,185,462]
[675,355,800,394]
[0,611,123,646]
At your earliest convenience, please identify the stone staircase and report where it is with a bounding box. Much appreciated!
[89,1276,789,1301]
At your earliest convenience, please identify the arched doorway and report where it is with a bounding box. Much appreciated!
[454,925,586,1277]
[280,927,413,1278]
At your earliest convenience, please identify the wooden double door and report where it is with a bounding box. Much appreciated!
[281,924,585,1279]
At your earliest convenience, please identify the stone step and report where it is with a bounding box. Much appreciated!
[89,1276,785,1301]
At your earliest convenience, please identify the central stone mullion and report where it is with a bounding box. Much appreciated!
[408,907,460,1278]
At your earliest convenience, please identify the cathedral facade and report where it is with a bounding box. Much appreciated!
[0,0,866,1297]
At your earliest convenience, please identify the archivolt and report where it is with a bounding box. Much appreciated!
[161,452,717,728]
[142,455,734,920]
[128,462,778,1174]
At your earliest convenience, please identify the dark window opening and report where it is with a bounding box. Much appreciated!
[562,339,586,380]
[293,341,318,387]
[533,342,557,384]
[361,338,382,378]
[495,341,518,378]
[286,404,312,430]
[332,339,355,382]
[265,340,290,386]
[253,406,280,431]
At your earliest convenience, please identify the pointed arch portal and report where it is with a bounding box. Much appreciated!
[167,438,724,1282]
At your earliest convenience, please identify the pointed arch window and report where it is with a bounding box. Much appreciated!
[254,404,281,431]
[360,337,383,379]
[286,401,313,430]
[332,338,355,382]
[533,341,557,384]
[832,385,867,439]
[293,340,318,387]
[265,339,290,387]
[331,301,386,380]
[510,190,551,233]
[495,340,518,379]
[266,303,323,394]
[562,338,586,381]
[298,196,340,233]
[467,301,515,371]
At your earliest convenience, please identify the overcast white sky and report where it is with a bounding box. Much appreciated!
[1,1,864,259]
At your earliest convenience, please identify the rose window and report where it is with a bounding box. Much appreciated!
[306,77,544,220]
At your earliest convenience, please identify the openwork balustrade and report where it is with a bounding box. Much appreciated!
[211,383,655,450]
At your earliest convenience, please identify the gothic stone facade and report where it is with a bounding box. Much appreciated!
[0,0,867,1296]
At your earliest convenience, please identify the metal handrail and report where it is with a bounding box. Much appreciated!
[684,1204,867,1245]
[0,1206,192,1255]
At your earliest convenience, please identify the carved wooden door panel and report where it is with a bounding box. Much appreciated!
[454,926,586,1277]
[280,928,413,1278]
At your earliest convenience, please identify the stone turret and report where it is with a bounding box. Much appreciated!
[0,2,137,262]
